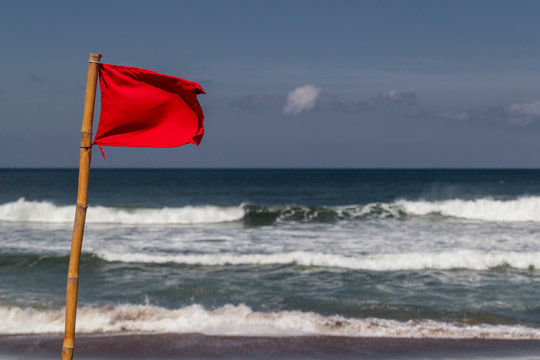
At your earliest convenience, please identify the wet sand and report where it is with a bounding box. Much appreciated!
[1,334,540,359]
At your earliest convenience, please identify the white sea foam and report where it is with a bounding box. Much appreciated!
[1,304,539,339]
[96,250,540,271]
[397,196,540,222]
[4,196,540,224]
[0,198,244,225]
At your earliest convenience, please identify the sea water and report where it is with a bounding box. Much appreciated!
[1,169,540,357]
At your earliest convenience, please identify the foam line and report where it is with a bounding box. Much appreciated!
[0,198,243,224]
[396,197,540,222]
[96,250,540,271]
[5,196,540,224]
[1,304,539,338]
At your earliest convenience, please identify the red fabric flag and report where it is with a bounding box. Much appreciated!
[93,64,205,154]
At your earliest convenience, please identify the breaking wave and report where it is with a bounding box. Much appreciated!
[396,196,540,222]
[97,250,540,271]
[0,198,243,225]
[1,304,539,338]
[4,196,540,225]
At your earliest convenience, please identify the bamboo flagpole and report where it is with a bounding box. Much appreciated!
[60,53,205,359]
[62,53,102,360]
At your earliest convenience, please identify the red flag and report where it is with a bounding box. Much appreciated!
[93,64,205,155]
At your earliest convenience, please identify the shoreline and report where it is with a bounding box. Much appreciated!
[2,334,540,359]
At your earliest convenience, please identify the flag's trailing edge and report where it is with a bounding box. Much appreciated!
[93,64,205,158]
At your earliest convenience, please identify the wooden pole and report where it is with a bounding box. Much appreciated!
[62,53,102,360]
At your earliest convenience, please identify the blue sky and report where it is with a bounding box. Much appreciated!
[2,0,540,167]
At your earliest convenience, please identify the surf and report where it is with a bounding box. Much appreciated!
[5,196,540,225]
[1,303,539,339]
[95,250,540,271]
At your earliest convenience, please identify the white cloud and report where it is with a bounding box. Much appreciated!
[497,99,540,126]
[283,84,321,115]
[508,100,540,116]
[373,90,417,106]
[507,116,533,126]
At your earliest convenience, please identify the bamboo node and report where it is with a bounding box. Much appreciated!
[81,131,93,149]
[76,203,88,209]
[89,53,102,62]
[67,276,79,284]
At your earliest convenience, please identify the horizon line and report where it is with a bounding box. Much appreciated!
[2,167,540,171]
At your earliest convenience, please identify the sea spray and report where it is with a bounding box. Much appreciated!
[397,197,540,222]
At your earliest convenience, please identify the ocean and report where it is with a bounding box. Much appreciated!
[1,169,540,359]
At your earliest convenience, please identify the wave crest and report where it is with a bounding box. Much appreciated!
[0,198,243,225]
[4,196,540,224]
[97,250,540,271]
[1,304,539,338]
[397,197,540,222]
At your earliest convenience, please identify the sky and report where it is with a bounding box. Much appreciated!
[2,0,540,168]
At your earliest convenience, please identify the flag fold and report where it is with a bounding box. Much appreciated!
[93,64,205,149]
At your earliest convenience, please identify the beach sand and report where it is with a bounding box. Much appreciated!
[1,334,540,360]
